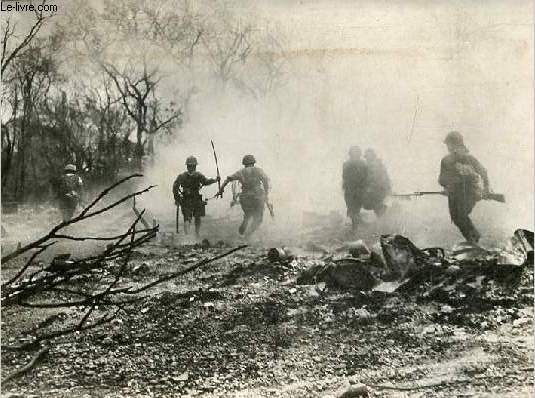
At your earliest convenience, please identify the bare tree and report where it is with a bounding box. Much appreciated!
[101,62,182,168]
[1,2,56,76]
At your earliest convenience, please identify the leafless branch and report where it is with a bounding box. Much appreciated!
[2,344,49,385]
[1,1,54,76]
[2,174,149,263]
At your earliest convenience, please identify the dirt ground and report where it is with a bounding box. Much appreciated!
[1,207,533,398]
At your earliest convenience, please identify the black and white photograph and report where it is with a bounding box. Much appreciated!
[1,0,533,397]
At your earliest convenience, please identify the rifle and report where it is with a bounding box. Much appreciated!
[392,191,506,203]
[211,140,222,197]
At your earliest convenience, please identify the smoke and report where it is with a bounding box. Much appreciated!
[142,1,533,247]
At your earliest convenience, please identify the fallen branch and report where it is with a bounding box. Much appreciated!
[1,174,151,263]
[2,344,49,385]
[118,245,248,295]
[3,242,55,287]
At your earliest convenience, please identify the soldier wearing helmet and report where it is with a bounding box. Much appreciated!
[439,131,491,243]
[173,156,220,238]
[217,154,270,237]
[362,148,391,217]
[343,146,369,232]
[58,163,84,222]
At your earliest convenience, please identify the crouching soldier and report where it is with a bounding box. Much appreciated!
[439,131,491,244]
[217,154,270,237]
[58,164,83,222]
[173,156,219,238]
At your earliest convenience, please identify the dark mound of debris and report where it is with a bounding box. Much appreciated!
[297,229,533,306]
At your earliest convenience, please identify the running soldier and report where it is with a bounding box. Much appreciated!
[342,146,368,232]
[362,148,392,217]
[173,156,219,238]
[58,164,84,222]
[216,155,270,237]
[439,131,491,244]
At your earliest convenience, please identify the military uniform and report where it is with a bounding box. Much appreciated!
[173,171,213,220]
[362,152,391,216]
[343,155,368,229]
[439,132,489,243]
[173,156,218,237]
[58,165,83,222]
[218,155,270,236]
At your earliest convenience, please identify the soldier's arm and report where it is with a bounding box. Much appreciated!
[468,156,490,190]
[342,163,349,190]
[438,158,453,188]
[259,169,270,194]
[217,172,240,196]
[172,178,182,202]
[200,173,218,186]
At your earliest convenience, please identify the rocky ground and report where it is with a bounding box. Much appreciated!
[1,207,534,398]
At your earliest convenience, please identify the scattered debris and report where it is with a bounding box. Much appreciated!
[267,248,294,262]
[297,258,378,291]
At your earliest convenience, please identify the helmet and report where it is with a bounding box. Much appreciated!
[348,146,361,157]
[242,154,256,166]
[64,164,76,172]
[444,131,464,146]
[364,148,376,159]
[185,156,198,166]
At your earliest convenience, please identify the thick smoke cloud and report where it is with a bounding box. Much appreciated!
[143,1,533,247]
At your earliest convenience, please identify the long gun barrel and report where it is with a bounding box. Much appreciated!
[392,191,505,203]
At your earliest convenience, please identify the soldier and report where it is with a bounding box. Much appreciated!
[58,164,83,222]
[173,156,219,238]
[216,154,270,237]
[343,146,368,232]
[362,148,392,217]
[439,131,491,244]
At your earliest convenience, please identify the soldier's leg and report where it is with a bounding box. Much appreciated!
[248,203,265,236]
[183,218,189,234]
[193,198,205,239]
[194,217,201,238]
[373,205,385,217]
[62,205,75,223]
[449,195,478,242]
[460,198,479,243]
[351,205,362,232]
[239,196,253,235]
[239,213,251,235]
[182,209,192,235]
[373,196,387,217]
